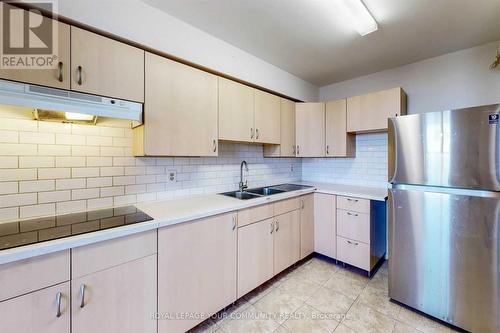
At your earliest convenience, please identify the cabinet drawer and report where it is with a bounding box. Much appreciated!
[337,196,370,213]
[0,250,69,302]
[72,230,157,278]
[274,197,300,216]
[337,210,370,243]
[238,203,274,227]
[337,236,370,271]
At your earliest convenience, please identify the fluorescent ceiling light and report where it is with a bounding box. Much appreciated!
[338,0,378,36]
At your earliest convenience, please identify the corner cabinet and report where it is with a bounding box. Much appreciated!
[264,98,296,157]
[295,103,326,157]
[347,87,407,132]
[133,52,218,156]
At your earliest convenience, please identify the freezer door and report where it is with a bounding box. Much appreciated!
[388,186,500,332]
[388,104,500,190]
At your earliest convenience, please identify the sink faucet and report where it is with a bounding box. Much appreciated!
[239,160,248,192]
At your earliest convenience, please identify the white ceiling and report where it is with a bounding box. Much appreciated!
[141,0,500,86]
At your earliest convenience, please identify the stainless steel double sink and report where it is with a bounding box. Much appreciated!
[220,184,313,200]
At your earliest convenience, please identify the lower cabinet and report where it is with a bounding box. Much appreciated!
[0,282,70,333]
[274,210,300,274]
[158,213,238,333]
[238,217,274,298]
[313,193,337,258]
[299,194,315,259]
[71,254,157,333]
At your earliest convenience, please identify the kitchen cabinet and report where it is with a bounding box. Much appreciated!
[218,78,255,142]
[314,193,336,258]
[133,52,218,156]
[158,213,237,333]
[238,217,274,298]
[264,98,296,157]
[254,90,281,144]
[274,210,300,274]
[326,99,355,157]
[0,282,70,333]
[299,194,315,259]
[71,254,157,333]
[347,87,407,132]
[238,203,274,227]
[295,103,326,157]
[0,4,70,90]
[70,27,144,102]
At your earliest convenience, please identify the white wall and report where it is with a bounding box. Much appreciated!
[320,41,500,114]
[40,0,318,102]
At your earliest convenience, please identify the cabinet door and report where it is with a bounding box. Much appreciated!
[72,255,157,333]
[158,213,237,333]
[274,210,300,274]
[265,98,296,157]
[314,193,336,259]
[254,90,281,144]
[300,194,315,259]
[295,103,325,157]
[0,282,70,333]
[347,87,406,132]
[238,218,274,298]
[326,99,355,157]
[218,78,255,142]
[142,52,218,156]
[0,4,70,89]
[71,27,144,102]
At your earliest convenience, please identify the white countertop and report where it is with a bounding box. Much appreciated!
[0,182,387,265]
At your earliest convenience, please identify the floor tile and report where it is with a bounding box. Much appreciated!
[278,275,322,302]
[212,298,250,325]
[254,288,305,324]
[398,308,451,333]
[219,304,281,333]
[282,304,339,333]
[244,280,277,304]
[357,286,402,319]
[367,270,389,293]
[394,321,423,333]
[324,269,369,299]
[342,302,396,333]
[293,258,339,284]
[305,287,355,321]
[187,319,220,333]
[333,324,357,333]
[273,325,291,333]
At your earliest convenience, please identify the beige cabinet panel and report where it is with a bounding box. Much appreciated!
[313,193,336,259]
[238,203,274,227]
[337,236,370,271]
[254,90,281,144]
[70,27,144,102]
[0,282,70,333]
[326,99,355,157]
[347,87,407,132]
[274,210,300,274]
[299,194,315,259]
[158,213,237,333]
[264,98,296,157]
[0,5,70,90]
[337,210,370,244]
[218,78,255,142]
[238,218,274,298]
[71,255,157,333]
[137,52,218,156]
[295,103,325,157]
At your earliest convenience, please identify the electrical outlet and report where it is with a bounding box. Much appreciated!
[168,171,176,182]
[290,164,294,172]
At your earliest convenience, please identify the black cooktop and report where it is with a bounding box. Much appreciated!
[0,206,153,251]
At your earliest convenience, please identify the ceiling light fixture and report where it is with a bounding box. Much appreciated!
[338,0,378,36]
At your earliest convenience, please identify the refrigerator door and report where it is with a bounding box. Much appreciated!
[389,185,500,332]
[388,104,500,191]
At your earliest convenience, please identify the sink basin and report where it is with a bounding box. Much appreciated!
[246,187,285,196]
[221,191,261,200]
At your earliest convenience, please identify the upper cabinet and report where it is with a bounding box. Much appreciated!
[218,78,255,142]
[133,52,218,157]
[254,90,281,144]
[70,27,145,102]
[326,99,355,157]
[295,102,325,157]
[0,5,70,89]
[347,87,407,132]
[218,79,281,145]
[263,98,296,157]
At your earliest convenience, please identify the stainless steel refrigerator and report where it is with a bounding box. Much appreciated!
[388,104,500,332]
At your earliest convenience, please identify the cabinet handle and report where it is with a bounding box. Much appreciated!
[79,284,86,308]
[292,145,296,155]
[347,212,359,217]
[55,291,62,318]
[347,240,359,246]
[232,216,236,230]
[297,145,300,155]
[256,128,259,140]
[270,221,274,234]
[250,128,254,139]
[326,145,329,155]
[213,139,217,152]
[77,66,83,85]
[275,220,279,232]
[301,199,304,209]
[347,198,359,202]
[57,62,63,82]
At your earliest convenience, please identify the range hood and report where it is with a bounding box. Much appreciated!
[0,79,143,124]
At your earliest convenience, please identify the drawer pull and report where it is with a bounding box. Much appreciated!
[232,216,236,230]
[347,240,359,246]
[347,198,359,202]
[55,291,62,318]
[347,212,359,217]
[79,284,86,308]
[57,62,64,82]
[275,220,279,232]
[270,221,274,234]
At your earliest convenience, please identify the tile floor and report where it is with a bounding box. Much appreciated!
[187,256,459,333]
